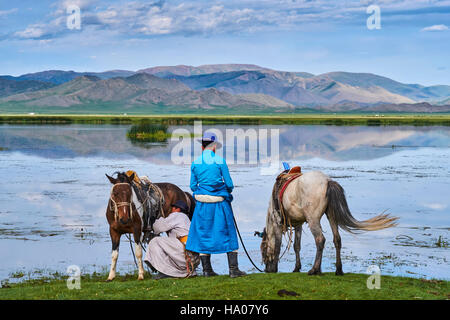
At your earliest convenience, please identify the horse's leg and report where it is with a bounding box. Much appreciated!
[327,216,344,275]
[133,230,145,280]
[293,225,302,272]
[107,228,121,281]
[307,220,325,275]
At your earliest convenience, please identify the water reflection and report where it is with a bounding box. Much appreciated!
[0,124,449,281]
[0,124,448,162]
[126,122,170,147]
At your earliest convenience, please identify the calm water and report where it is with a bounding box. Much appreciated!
[0,124,449,282]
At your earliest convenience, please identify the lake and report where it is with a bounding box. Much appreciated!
[0,123,449,282]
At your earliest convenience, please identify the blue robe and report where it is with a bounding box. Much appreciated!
[185,149,239,254]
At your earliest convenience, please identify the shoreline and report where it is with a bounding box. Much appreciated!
[1,113,450,125]
[1,271,448,300]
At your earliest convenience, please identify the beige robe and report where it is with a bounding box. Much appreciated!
[144,212,195,277]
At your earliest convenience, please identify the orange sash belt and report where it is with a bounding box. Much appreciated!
[179,236,188,244]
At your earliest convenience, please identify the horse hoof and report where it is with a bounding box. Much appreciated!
[292,267,301,273]
[105,278,114,282]
[335,270,344,276]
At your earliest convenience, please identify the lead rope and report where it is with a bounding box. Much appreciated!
[278,205,293,261]
[277,174,301,260]
[126,233,139,269]
[230,206,264,273]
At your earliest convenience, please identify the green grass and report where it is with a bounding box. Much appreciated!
[1,113,450,126]
[126,122,170,142]
[0,272,448,300]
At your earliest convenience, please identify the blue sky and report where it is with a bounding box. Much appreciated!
[0,0,449,85]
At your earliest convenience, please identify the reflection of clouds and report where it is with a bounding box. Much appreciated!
[278,126,424,161]
[422,203,447,210]
[19,192,44,202]
[1,125,449,164]
[2,131,450,280]
[332,131,415,152]
[19,190,94,227]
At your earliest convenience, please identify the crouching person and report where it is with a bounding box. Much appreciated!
[144,200,199,280]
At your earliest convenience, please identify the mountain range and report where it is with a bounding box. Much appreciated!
[1,64,449,113]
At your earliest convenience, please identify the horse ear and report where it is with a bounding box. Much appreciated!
[105,174,117,184]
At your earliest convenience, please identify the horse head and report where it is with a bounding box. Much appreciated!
[260,226,278,273]
[260,201,282,273]
[106,172,135,225]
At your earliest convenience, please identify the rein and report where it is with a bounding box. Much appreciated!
[109,183,134,222]
[275,172,302,260]
[230,206,264,273]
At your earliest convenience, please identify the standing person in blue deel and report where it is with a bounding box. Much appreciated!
[186,132,246,278]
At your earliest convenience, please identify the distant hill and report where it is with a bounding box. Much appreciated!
[316,101,450,113]
[438,96,450,105]
[365,102,450,113]
[0,73,292,111]
[166,70,415,106]
[0,64,449,113]
[0,70,135,84]
[0,78,56,98]
[322,72,450,102]
[137,64,276,77]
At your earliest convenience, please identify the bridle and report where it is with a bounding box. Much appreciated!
[109,183,134,222]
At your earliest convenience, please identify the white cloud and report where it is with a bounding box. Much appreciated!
[14,26,46,39]
[422,203,447,210]
[421,24,449,32]
[9,0,450,40]
[0,8,18,17]
[140,16,173,35]
[13,16,66,40]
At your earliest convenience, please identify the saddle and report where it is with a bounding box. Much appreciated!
[125,170,165,239]
[271,166,302,230]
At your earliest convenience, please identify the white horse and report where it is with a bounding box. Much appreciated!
[261,171,398,275]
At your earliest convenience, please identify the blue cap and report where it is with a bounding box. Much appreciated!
[202,131,217,142]
[197,131,222,149]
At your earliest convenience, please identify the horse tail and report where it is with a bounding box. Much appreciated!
[325,180,398,233]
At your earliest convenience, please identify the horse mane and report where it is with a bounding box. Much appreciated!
[113,171,130,183]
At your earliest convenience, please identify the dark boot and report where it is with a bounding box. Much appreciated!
[227,252,246,278]
[153,272,172,280]
[200,255,218,277]
[144,260,157,273]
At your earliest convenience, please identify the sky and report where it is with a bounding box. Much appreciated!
[0,0,449,86]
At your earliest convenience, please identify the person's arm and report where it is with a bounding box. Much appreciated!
[152,216,173,235]
[190,163,198,192]
[220,159,234,193]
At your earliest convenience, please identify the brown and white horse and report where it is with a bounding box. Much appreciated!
[261,171,399,275]
[105,172,195,281]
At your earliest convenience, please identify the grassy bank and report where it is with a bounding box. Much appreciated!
[0,113,450,126]
[1,272,448,300]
